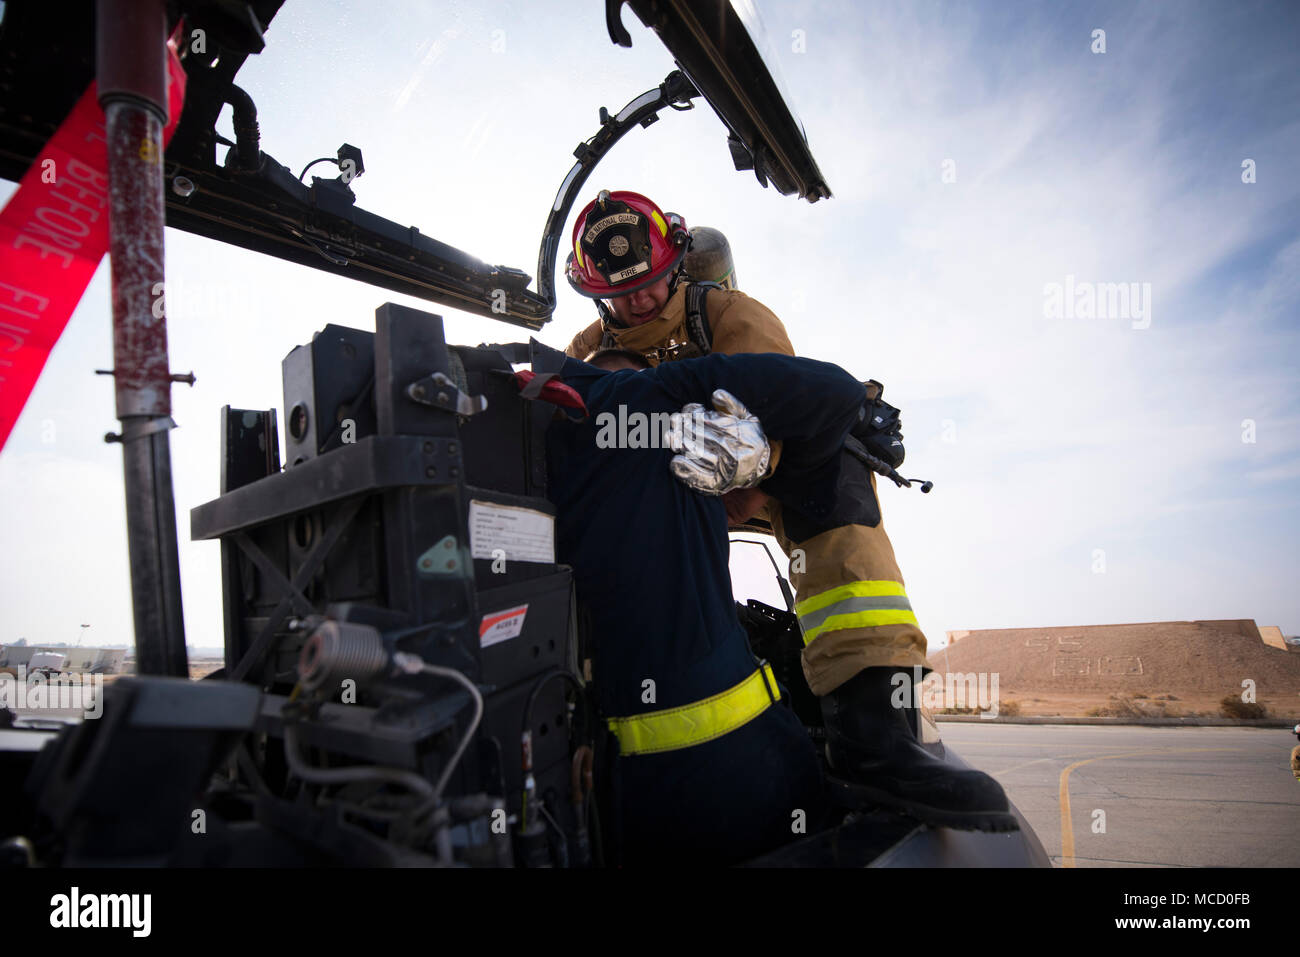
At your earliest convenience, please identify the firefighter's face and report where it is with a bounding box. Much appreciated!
[606,275,671,326]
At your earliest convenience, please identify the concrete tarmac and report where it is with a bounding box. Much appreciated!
[940,723,1300,867]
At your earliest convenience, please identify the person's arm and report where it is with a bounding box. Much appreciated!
[654,353,860,443]
[704,289,795,474]
[651,353,865,517]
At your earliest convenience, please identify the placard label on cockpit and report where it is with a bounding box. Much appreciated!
[468,500,555,564]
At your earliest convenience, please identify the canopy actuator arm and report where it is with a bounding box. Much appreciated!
[535,70,698,309]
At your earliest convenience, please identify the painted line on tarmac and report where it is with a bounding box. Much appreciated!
[1058,747,1239,868]
[990,756,1056,776]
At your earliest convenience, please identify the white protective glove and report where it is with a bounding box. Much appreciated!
[665,389,771,495]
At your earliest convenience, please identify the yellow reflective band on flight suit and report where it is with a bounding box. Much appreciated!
[607,663,780,756]
[794,581,918,645]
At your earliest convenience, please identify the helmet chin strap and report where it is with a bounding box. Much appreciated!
[597,298,621,328]
[666,263,685,297]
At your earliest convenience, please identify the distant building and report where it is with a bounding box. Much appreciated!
[1259,626,1288,651]
[932,619,1300,697]
[0,645,126,674]
[946,619,1285,651]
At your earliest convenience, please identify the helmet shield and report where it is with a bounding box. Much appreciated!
[581,197,654,286]
[566,190,688,298]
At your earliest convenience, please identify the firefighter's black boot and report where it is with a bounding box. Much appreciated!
[821,667,1018,832]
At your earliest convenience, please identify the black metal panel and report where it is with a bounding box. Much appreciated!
[160,154,553,328]
[374,303,456,439]
[220,406,280,493]
[24,677,260,864]
[378,482,480,679]
[281,324,376,466]
[255,692,460,769]
[451,346,533,495]
[194,303,577,793]
[219,405,281,673]
[479,675,571,808]
[190,435,461,540]
[11,298,587,865]
[478,569,573,689]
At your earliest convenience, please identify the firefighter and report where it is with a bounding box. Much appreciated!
[1291,724,1300,783]
[564,194,792,363]
[562,189,1010,830]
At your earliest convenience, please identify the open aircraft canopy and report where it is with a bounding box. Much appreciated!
[610,0,830,203]
[0,0,829,328]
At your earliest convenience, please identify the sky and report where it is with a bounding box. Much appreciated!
[1,0,1297,657]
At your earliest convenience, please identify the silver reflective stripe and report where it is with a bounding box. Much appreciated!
[616,90,662,123]
[797,595,914,634]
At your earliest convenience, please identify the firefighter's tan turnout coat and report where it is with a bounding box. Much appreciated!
[566,284,927,695]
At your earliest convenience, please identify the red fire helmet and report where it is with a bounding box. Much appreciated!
[565,190,689,299]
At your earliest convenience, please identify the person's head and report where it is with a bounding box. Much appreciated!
[565,190,688,325]
[588,348,651,373]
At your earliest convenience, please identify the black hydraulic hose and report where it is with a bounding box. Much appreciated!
[522,668,587,743]
[224,83,261,170]
[519,667,589,855]
[298,156,339,182]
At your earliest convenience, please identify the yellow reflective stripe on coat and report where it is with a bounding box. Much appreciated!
[607,664,779,756]
[795,581,918,645]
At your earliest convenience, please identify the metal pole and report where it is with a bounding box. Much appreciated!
[96,0,188,678]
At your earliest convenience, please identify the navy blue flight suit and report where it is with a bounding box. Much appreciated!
[546,351,866,865]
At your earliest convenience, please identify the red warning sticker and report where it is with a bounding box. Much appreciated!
[479,604,528,648]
